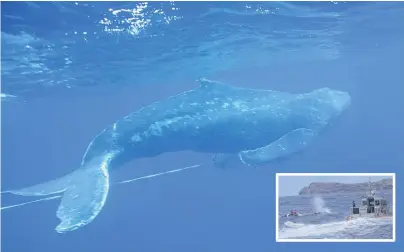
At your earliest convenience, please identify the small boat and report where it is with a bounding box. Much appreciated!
[346,177,393,221]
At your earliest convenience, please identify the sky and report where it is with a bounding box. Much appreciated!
[278,176,393,197]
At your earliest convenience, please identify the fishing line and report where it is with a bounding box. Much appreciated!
[0,163,207,211]
[0,195,62,210]
[117,164,203,184]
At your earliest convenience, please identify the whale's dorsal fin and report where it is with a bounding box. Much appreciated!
[197,78,229,90]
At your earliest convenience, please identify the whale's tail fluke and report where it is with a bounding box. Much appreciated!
[2,163,206,215]
[4,171,74,197]
[4,153,114,233]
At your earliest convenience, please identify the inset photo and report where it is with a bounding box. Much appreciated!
[276,173,395,242]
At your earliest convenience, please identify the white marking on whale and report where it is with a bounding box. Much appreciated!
[4,78,351,233]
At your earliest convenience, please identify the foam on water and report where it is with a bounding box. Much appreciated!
[278,216,393,239]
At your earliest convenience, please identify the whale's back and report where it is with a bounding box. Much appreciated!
[112,83,303,156]
[84,81,348,163]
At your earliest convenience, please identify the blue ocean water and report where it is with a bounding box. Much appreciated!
[278,190,393,239]
[1,1,403,251]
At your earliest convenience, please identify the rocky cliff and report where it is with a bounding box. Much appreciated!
[298,178,393,195]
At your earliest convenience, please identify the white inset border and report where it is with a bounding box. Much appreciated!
[275,173,396,243]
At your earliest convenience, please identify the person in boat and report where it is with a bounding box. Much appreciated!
[283,210,299,217]
[352,201,356,207]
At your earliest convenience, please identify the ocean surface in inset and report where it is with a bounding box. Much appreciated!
[278,190,393,239]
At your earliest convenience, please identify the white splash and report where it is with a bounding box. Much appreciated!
[312,195,331,214]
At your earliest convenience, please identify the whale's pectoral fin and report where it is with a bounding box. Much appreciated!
[238,128,317,166]
[6,154,114,233]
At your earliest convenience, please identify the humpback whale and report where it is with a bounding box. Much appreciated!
[5,78,351,233]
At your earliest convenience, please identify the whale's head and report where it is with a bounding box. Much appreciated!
[304,87,351,123]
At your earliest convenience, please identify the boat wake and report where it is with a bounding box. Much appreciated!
[278,216,393,239]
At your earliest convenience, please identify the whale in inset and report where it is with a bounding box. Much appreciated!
[5,78,351,233]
